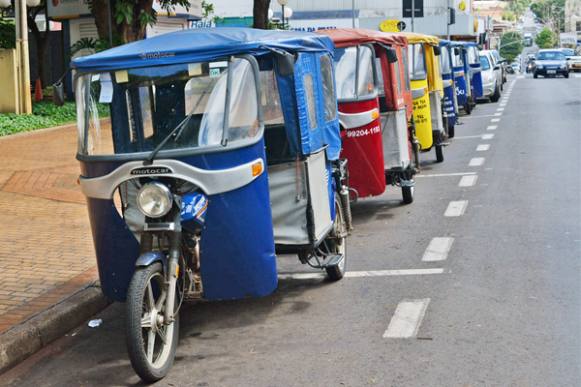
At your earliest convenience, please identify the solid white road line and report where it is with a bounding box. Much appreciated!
[383,299,431,339]
[445,200,468,217]
[476,144,490,151]
[459,174,478,187]
[345,269,444,278]
[482,133,495,140]
[487,125,497,130]
[415,172,476,178]
[422,237,454,262]
[491,118,501,122]
[278,268,445,280]
[469,157,485,167]
[454,134,488,140]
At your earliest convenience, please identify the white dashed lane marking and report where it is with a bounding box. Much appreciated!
[383,299,431,339]
[445,200,468,217]
[487,125,497,130]
[482,134,495,140]
[469,157,485,167]
[422,237,455,262]
[459,174,478,187]
[476,144,490,151]
[491,118,501,122]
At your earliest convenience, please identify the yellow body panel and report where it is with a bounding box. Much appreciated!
[411,78,433,150]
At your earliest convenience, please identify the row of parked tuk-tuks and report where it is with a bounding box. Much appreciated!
[71,27,501,382]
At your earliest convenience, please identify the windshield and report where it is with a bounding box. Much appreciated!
[439,46,451,74]
[467,47,479,65]
[407,44,427,81]
[334,45,376,100]
[452,49,463,67]
[75,58,259,156]
[479,55,491,70]
[561,48,574,57]
[537,51,565,61]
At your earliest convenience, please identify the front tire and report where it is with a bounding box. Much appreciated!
[325,195,347,281]
[490,84,501,102]
[126,263,179,383]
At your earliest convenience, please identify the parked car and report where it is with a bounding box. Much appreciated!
[490,50,508,85]
[510,62,520,73]
[558,48,581,72]
[533,49,569,78]
[479,51,502,102]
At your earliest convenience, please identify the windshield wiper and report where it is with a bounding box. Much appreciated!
[145,114,193,165]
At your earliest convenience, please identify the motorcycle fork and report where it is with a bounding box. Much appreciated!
[164,215,182,324]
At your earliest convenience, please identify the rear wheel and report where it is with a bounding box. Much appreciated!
[435,144,444,163]
[325,195,347,281]
[402,185,414,204]
[126,263,179,383]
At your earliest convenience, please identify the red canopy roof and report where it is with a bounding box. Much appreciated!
[317,28,408,48]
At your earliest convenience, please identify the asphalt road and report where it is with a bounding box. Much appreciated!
[2,74,580,386]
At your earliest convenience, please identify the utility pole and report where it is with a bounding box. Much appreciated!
[352,0,355,28]
[15,0,32,114]
[447,0,451,40]
[412,0,415,32]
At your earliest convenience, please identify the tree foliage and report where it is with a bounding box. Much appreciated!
[0,18,15,49]
[530,0,565,32]
[507,0,531,18]
[535,27,556,48]
[499,31,523,62]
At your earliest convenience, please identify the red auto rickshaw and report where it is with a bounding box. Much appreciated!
[318,28,417,204]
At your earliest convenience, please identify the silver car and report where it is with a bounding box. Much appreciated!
[479,51,502,102]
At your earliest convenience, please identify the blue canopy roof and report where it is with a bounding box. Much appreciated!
[72,27,335,72]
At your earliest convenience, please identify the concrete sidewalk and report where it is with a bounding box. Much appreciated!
[0,123,107,370]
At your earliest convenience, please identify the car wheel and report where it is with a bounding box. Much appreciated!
[564,72,569,78]
[490,83,501,103]
[533,72,538,79]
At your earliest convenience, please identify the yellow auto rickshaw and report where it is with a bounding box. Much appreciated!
[399,32,446,162]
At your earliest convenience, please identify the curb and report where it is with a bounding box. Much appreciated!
[0,283,110,374]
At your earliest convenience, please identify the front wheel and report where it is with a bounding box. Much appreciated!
[126,263,179,383]
[325,195,347,281]
[490,84,501,102]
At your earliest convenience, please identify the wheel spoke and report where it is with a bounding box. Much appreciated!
[141,313,151,328]
[157,326,167,344]
[146,282,155,311]
[146,329,156,363]
[155,290,167,312]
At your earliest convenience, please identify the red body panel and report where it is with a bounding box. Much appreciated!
[339,98,385,198]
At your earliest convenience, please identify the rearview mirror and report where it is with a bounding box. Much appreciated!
[494,65,500,70]
[433,46,441,56]
[386,47,398,63]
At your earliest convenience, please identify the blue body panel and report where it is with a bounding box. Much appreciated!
[441,73,457,127]
[79,140,277,302]
[454,66,468,106]
[470,63,484,98]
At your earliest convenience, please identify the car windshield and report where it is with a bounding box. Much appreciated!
[561,48,574,57]
[536,51,565,61]
[480,56,491,70]
[75,58,259,156]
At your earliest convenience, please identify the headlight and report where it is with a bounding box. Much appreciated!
[137,182,173,218]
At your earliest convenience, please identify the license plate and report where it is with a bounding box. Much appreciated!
[547,70,556,74]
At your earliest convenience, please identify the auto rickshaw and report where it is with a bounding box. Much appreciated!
[72,28,350,382]
[439,40,459,138]
[399,32,445,162]
[317,28,417,204]
[462,42,484,100]
[450,41,472,114]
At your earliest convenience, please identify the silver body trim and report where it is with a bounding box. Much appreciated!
[339,109,379,130]
[80,158,264,199]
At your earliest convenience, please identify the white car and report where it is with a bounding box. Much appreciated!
[479,51,502,102]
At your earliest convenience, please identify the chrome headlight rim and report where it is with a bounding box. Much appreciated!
[136,182,173,218]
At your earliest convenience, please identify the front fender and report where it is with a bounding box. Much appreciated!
[135,251,167,272]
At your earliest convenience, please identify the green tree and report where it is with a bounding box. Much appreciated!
[499,31,523,61]
[535,27,556,48]
[530,0,565,32]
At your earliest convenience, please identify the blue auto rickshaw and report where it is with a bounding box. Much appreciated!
[438,40,459,138]
[462,42,484,100]
[450,42,472,114]
[72,28,350,382]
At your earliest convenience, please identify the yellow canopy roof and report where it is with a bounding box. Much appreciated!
[399,32,440,46]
